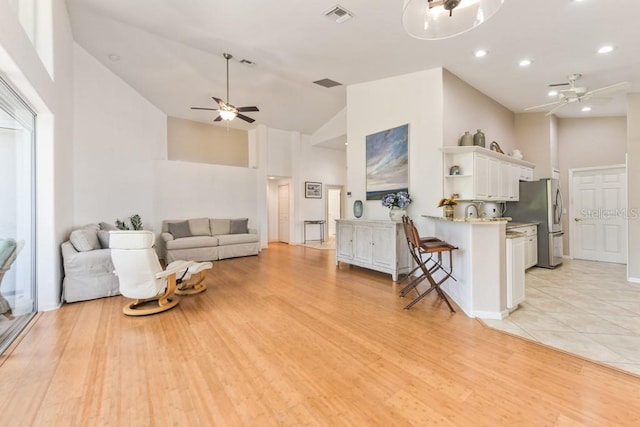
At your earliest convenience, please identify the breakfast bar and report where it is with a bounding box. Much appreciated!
[422,215,510,319]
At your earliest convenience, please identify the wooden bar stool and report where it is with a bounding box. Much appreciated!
[401,217,458,312]
[399,216,442,292]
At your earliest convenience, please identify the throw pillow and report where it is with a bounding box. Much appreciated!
[97,230,110,249]
[230,218,249,234]
[69,227,101,252]
[169,221,192,239]
[99,222,116,231]
[188,217,210,236]
[210,219,231,236]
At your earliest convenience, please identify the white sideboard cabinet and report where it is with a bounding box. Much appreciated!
[336,219,412,281]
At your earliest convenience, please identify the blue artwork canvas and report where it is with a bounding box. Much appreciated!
[366,124,409,200]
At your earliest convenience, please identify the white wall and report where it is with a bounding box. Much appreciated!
[347,68,444,225]
[515,113,555,179]
[0,0,75,310]
[153,161,258,231]
[626,94,640,281]
[297,134,347,241]
[443,70,515,154]
[73,44,166,232]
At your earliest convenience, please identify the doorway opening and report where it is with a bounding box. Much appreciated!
[326,185,343,240]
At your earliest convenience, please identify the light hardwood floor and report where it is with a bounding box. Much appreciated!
[1,243,639,426]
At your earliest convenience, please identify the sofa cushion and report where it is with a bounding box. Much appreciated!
[97,230,111,249]
[169,221,192,238]
[230,218,249,234]
[217,233,258,245]
[189,217,211,236]
[166,236,218,250]
[69,226,101,252]
[210,219,231,236]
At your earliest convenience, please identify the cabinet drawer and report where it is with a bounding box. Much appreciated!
[520,226,537,237]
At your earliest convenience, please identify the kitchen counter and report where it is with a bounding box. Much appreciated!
[506,221,539,229]
[424,215,511,223]
[421,215,508,320]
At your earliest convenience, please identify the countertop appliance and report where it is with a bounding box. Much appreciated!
[505,179,563,268]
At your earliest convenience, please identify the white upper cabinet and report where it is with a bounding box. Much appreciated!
[442,146,535,202]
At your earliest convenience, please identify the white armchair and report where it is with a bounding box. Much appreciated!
[109,231,211,316]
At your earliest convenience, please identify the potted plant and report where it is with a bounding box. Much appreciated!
[437,197,458,219]
[382,191,412,221]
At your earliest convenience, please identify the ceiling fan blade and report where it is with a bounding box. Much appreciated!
[191,107,218,111]
[212,96,223,104]
[583,82,629,98]
[213,115,222,122]
[524,101,562,111]
[237,106,259,112]
[236,113,255,123]
[548,82,570,87]
[545,100,571,116]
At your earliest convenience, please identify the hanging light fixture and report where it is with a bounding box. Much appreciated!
[402,0,505,40]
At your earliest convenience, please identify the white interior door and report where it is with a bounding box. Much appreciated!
[327,187,341,236]
[571,166,627,264]
[278,184,290,243]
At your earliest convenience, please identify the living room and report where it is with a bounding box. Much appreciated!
[2,0,640,423]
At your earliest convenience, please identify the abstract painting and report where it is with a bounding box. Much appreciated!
[366,124,409,200]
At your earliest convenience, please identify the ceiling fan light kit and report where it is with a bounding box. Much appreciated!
[402,0,505,40]
[190,52,259,123]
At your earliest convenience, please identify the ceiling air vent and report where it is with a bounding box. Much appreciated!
[313,78,343,88]
[323,5,353,23]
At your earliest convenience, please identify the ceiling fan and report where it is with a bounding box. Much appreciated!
[525,73,629,116]
[191,53,259,123]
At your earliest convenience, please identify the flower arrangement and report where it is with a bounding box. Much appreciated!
[437,197,458,207]
[382,191,412,209]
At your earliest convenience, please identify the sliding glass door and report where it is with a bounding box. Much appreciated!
[0,76,36,354]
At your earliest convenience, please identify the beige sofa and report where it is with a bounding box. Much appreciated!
[161,218,260,263]
[61,223,120,303]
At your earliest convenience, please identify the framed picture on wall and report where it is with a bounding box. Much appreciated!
[305,181,322,199]
[365,124,409,200]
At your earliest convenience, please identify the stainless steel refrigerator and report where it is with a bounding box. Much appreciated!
[505,179,564,269]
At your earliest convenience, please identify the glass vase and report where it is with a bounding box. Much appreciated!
[353,200,363,218]
[444,206,454,219]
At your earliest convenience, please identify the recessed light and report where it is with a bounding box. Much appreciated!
[108,53,120,62]
[548,90,558,97]
[519,59,533,67]
[598,45,614,54]
[581,106,592,112]
[474,49,488,58]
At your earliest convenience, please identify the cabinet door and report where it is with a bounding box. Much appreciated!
[488,158,502,200]
[499,161,512,200]
[354,225,373,263]
[519,166,533,181]
[528,235,538,268]
[371,226,395,268]
[511,164,520,200]
[474,154,490,199]
[507,237,526,308]
[337,223,354,259]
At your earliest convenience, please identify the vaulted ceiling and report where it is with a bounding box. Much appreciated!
[66,0,640,136]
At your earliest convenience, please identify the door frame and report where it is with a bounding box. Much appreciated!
[325,185,343,237]
[568,164,626,261]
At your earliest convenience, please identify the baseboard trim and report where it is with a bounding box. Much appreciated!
[472,309,509,320]
[627,276,640,284]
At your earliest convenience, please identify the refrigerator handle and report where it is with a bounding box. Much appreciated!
[555,188,563,224]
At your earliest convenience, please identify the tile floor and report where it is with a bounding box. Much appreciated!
[482,258,640,376]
